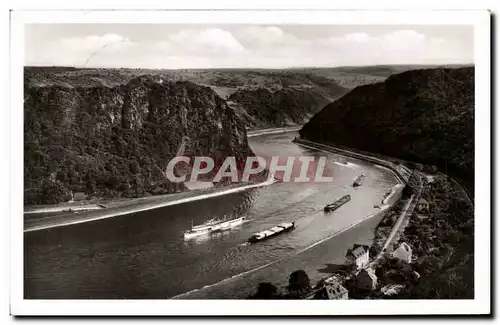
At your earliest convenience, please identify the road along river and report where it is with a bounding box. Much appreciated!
[24,130,398,299]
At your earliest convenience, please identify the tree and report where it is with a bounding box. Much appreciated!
[402,185,413,199]
[129,160,141,174]
[287,270,311,297]
[369,245,381,259]
[250,282,279,299]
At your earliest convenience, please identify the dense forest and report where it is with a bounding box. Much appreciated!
[24,75,253,205]
[300,67,474,191]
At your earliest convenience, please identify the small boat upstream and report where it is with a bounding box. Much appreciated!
[324,194,351,212]
[184,216,246,240]
[353,174,366,187]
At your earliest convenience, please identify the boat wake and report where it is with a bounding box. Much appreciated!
[170,208,384,299]
[247,127,301,138]
[334,161,358,169]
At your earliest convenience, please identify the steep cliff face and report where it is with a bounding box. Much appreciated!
[24,75,252,205]
[300,67,474,187]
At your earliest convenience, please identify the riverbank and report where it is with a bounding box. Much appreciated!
[24,178,278,232]
[24,203,106,215]
[247,126,302,138]
[292,138,411,183]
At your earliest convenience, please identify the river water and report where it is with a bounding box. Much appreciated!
[24,131,397,299]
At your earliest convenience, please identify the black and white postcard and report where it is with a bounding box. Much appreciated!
[9,8,491,316]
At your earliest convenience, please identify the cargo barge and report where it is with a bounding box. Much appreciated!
[324,194,351,212]
[248,222,296,243]
[353,174,366,187]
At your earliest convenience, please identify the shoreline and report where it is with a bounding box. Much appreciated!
[24,204,105,215]
[381,184,405,207]
[292,138,409,185]
[247,126,301,138]
[24,178,278,233]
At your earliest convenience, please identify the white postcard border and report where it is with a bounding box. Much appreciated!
[9,9,490,316]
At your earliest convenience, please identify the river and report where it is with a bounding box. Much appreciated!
[24,131,398,299]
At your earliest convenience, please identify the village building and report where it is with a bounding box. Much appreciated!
[416,198,430,212]
[354,268,378,291]
[306,277,348,300]
[346,244,370,269]
[392,242,412,263]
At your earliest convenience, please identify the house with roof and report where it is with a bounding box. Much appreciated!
[68,191,86,203]
[306,277,348,300]
[416,198,430,212]
[73,192,87,201]
[392,242,412,263]
[346,244,370,269]
[354,268,378,291]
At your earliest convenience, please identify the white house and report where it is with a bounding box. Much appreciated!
[70,192,87,202]
[346,244,370,269]
[392,242,412,263]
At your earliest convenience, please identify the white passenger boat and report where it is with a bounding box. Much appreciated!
[184,216,245,239]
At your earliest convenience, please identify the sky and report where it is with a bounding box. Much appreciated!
[24,24,474,69]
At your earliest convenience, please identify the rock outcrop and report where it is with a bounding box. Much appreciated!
[24,74,253,205]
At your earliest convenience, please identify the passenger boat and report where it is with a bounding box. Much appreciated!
[353,174,366,187]
[184,216,245,239]
[248,221,295,243]
[324,194,351,212]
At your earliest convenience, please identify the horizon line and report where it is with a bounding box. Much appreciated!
[24,63,475,70]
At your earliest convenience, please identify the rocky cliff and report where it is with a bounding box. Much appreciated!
[24,74,253,205]
[300,67,474,187]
